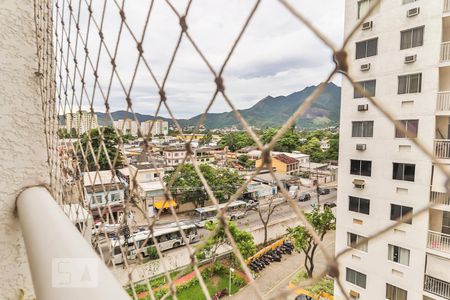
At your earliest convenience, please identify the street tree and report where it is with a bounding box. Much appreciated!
[218,132,255,152]
[255,196,282,245]
[197,220,256,264]
[287,206,336,278]
[164,164,244,207]
[77,127,124,171]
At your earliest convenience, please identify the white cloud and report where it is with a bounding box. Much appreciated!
[59,0,345,119]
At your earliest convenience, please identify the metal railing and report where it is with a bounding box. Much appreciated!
[437,92,450,112]
[16,187,128,300]
[441,42,450,62]
[435,139,450,159]
[424,274,450,299]
[430,191,450,206]
[427,230,450,254]
[445,0,450,13]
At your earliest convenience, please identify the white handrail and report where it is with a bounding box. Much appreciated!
[445,0,450,13]
[437,91,450,112]
[441,42,450,62]
[16,186,128,300]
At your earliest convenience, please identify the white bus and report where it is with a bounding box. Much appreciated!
[111,223,200,265]
[193,200,247,227]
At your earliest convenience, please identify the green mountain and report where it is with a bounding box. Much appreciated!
[95,83,341,129]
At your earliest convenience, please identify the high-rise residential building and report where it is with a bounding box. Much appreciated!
[113,119,139,136]
[336,1,450,299]
[65,111,98,134]
[141,119,169,136]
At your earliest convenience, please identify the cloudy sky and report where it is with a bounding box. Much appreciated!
[60,0,345,119]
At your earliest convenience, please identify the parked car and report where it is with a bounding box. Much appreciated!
[245,199,259,210]
[318,188,331,195]
[298,192,311,202]
[324,202,336,208]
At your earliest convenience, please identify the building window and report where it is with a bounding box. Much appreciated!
[390,204,413,224]
[386,283,407,300]
[110,193,121,202]
[354,80,376,98]
[346,268,367,289]
[392,163,415,181]
[356,38,378,59]
[443,211,450,235]
[92,195,103,204]
[350,159,372,176]
[347,232,368,252]
[357,0,376,19]
[395,120,419,138]
[400,26,424,50]
[349,196,370,215]
[398,73,422,94]
[352,121,374,137]
[388,244,410,266]
[402,0,417,4]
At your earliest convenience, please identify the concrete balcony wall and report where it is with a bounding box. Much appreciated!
[0,0,51,299]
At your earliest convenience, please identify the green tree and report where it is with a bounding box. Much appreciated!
[324,134,339,161]
[261,126,300,152]
[77,127,124,171]
[199,131,213,146]
[218,132,255,152]
[164,164,244,207]
[197,221,256,264]
[70,127,78,137]
[237,155,255,169]
[287,206,336,278]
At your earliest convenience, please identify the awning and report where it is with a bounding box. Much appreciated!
[154,200,177,209]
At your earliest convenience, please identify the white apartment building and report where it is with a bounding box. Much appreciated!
[65,111,98,134]
[336,1,450,300]
[113,119,139,136]
[141,119,169,136]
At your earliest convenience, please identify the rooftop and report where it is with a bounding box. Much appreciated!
[273,154,299,165]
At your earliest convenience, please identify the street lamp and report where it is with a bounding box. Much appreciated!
[229,267,235,296]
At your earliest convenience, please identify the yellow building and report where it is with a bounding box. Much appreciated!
[256,153,299,175]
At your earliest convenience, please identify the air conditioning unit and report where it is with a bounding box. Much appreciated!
[356,144,367,151]
[362,21,373,30]
[360,63,371,71]
[349,290,360,298]
[404,55,417,64]
[353,179,365,189]
[407,7,420,17]
[358,104,369,111]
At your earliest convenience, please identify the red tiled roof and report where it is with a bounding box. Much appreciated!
[273,154,298,165]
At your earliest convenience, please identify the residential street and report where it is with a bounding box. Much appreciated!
[107,190,337,286]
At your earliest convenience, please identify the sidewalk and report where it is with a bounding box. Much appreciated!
[229,231,336,300]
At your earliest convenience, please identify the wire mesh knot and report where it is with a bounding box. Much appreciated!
[119,10,126,22]
[333,50,348,73]
[185,142,194,156]
[215,76,225,92]
[136,42,144,55]
[179,16,188,32]
[261,148,272,168]
[326,261,340,279]
[159,89,167,102]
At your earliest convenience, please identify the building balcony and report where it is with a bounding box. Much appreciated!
[424,275,450,300]
[431,191,450,206]
[437,92,450,114]
[442,42,450,63]
[427,230,450,254]
[434,140,450,159]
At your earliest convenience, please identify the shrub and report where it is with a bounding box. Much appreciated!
[147,246,159,260]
